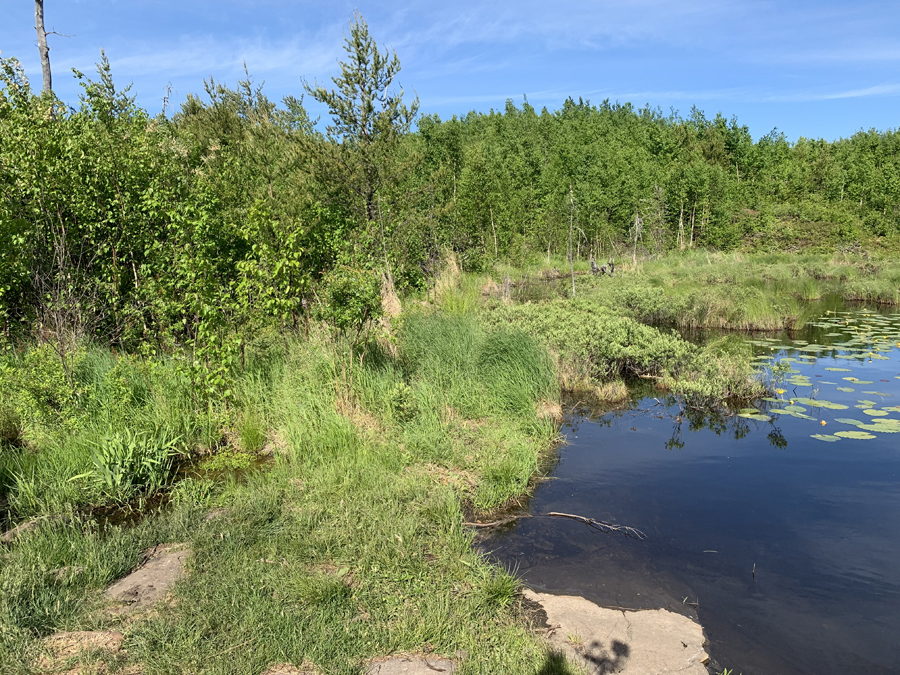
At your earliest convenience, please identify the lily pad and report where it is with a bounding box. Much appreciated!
[859,424,900,433]
[836,386,855,392]
[863,409,890,416]
[826,367,852,372]
[810,434,841,442]
[737,413,771,422]
[834,430,877,440]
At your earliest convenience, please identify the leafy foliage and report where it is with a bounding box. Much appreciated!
[86,427,181,499]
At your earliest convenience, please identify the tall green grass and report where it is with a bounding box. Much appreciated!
[0,314,573,673]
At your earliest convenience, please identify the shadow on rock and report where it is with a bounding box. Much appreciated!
[582,639,630,674]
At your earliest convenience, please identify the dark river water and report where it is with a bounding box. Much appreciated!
[485,310,900,675]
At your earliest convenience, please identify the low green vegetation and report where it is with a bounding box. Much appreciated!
[483,250,900,332]
[486,297,764,403]
[0,314,576,673]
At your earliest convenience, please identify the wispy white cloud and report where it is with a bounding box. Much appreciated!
[389,0,747,54]
[766,83,900,102]
[755,46,900,66]
[423,81,900,110]
[53,30,342,83]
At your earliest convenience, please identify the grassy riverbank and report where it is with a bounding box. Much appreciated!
[0,312,573,674]
[6,251,849,673]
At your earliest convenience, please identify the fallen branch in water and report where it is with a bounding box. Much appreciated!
[547,511,647,540]
[464,515,531,528]
[464,511,647,540]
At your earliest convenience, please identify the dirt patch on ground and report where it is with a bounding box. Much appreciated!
[366,655,457,674]
[104,543,190,614]
[34,631,124,674]
[261,663,321,675]
[525,588,709,675]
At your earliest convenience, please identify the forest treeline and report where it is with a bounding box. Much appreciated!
[2,14,899,362]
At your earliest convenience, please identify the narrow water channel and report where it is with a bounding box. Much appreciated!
[485,309,900,675]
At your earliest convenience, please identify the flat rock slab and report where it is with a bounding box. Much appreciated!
[105,543,189,612]
[366,656,456,674]
[1,517,41,543]
[525,589,709,675]
[35,631,123,673]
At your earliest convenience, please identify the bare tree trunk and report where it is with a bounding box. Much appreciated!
[490,205,498,258]
[689,201,696,248]
[678,202,685,251]
[34,0,52,93]
[569,185,575,298]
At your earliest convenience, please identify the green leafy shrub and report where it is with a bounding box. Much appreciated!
[317,266,382,339]
[0,403,21,445]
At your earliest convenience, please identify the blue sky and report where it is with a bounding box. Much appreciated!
[1,1,898,141]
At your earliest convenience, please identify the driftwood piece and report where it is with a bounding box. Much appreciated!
[547,512,646,540]
[464,511,647,540]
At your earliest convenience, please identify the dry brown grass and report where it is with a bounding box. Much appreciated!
[34,631,124,675]
[260,663,321,675]
[334,384,384,437]
[380,273,402,319]
[434,250,461,301]
[594,381,630,403]
[536,400,563,423]
[412,463,478,493]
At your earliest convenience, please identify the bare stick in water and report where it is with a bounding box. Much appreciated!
[547,512,648,540]
[464,512,647,540]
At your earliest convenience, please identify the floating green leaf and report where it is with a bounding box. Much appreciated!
[738,413,771,422]
[834,431,877,439]
[858,424,900,433]
[863,409,889,416]
[810,434,841,442]
[826,367,852,372]
[836,386,855,392]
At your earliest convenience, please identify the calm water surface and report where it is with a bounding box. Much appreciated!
[485,310,900,675]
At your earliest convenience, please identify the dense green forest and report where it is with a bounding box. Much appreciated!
[2,15,900,360]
